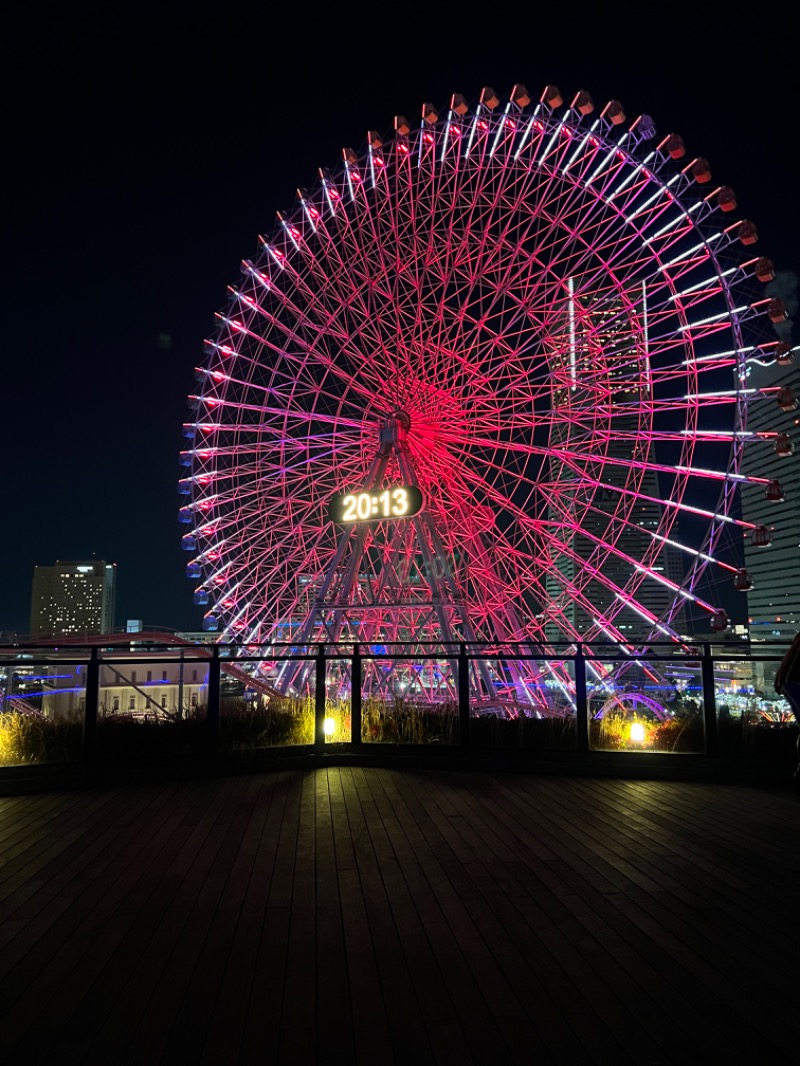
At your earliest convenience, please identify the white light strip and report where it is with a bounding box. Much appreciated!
[536,121,563,165]
[671,267,738,298]
[609,161,644,196]
[585,146,619,185]
[513,112,543,159]
[678,306,747,330]
[440,116,453,163]
[561,129,594,172]
[614,594,658,624]
[683,390,755,399]
[490,104,512,156]
[465,112,480,155]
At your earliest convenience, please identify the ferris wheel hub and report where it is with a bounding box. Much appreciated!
[379,410,411,445]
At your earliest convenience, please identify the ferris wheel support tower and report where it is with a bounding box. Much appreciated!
[275,411,546,708]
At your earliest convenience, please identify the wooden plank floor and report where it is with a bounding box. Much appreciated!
[0,768,797,1065]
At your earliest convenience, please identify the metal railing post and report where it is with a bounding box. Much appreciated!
[83,646,99,763]
[458,643,470,748]
[315,644,327,750]
[350,644,362,747]
[701,642,718,755]
[206,645,220,753]
[575,643,589,753]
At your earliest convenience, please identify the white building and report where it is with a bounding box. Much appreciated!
[39,651,209,721]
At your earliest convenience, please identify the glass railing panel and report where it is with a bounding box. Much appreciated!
[321,648,353,744]
[217,645,349,749]
[0,650,89,765]
[468,651,577,750]
[219,650,313,750]
[586,646,706,753]
[95,649,209,759]
[711,650,797,760]
[359,648,458,745]
[220,687,315,749]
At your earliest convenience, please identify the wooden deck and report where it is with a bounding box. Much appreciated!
[0,766,797,1065]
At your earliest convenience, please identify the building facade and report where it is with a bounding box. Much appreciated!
[29,561,117,639]
[544,277,686,643]
[739,354,800,643]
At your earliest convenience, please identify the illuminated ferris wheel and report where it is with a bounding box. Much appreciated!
[180,82,792,711]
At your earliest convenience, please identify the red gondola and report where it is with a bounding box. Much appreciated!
[733,569,753,591]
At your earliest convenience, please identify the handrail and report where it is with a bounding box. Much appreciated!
[0,638,795,773]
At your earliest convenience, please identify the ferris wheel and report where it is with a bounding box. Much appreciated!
[180,82,791,712]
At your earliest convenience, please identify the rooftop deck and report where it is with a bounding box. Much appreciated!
[0,765,798,1064]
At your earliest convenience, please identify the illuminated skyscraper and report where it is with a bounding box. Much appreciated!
[29,561,117,639]
[544,278,685,642]
[739,355,800,642]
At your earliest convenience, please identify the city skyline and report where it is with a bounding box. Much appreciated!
[2,11,798,638]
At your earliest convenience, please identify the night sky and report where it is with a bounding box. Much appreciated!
[2,7,798,636]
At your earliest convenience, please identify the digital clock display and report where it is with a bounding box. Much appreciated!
[328,485,424,524]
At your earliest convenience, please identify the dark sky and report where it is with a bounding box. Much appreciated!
[2,7,798,635]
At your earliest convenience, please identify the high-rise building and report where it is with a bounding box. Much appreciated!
[544,278,686,643]
[739,354,800,642]
[29,561,117,639]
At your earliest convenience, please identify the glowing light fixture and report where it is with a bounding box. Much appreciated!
[630,722,646,743]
